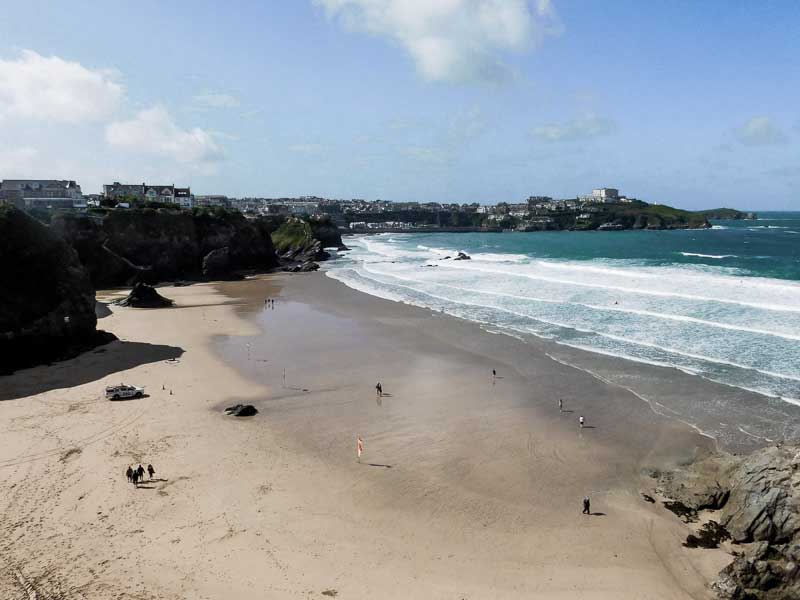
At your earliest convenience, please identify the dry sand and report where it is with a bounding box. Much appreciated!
[0,273,733,599]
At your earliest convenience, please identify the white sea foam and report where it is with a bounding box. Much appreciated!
[679,252,737,259]
[328,233,800,410]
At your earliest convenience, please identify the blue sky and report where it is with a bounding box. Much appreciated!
[0,1,797,209]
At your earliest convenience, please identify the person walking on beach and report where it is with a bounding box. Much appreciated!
[357,436,364,462]
[492,369,496,381]
[147,464,155,480]
[125,466,133,483]
[579,415,585,428]
[582,497,591,515]
[137,464,145,482]
[132,470,139,487]
[559,398,563,412]
[375,382,382,397]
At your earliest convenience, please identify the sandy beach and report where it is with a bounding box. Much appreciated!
[0,273,737,599]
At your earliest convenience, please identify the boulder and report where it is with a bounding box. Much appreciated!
[224,404,258,417]
[114,283,173,308]
[453,252,471,261]
[202,246,231,278]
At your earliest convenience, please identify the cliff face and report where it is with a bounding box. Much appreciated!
[657,445,800,599]
[0,207,101,374]
[308,217,347,250]
[52,208,280,287]
[270,216,346,271]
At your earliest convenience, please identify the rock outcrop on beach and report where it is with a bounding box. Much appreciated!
[52,208,280,287]
[0,206,111,374]
[202,246,235,279]
[272,217,338,272]
[224,404,258,417]
[113,283,174,308]
[657,444,800,599]
[308,216,348,251]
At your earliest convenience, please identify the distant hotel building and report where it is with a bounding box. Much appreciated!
[103,182,193,208]
[591,188,619,201]
[0,179,83,209]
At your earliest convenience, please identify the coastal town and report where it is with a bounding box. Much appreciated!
[0,179,744,231]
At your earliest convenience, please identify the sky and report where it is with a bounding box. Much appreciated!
[0,0,798,210]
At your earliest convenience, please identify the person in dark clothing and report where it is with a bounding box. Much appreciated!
[492,369,496,380]
[375,382,382,397]
[582,497,591,515]
[137,464,145,482]
[126,466,133,482]
[147,464,155,480]
[132,470,139,487]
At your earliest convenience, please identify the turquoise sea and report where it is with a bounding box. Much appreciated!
[326,212,800,442]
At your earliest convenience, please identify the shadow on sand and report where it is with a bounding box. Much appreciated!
[365,463,392,469]
[109,393,152,402]
[0,340,184,401]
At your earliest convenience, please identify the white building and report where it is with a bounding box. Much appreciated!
[591,188,620,202]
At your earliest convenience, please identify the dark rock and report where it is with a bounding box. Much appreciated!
[453,252,471,261]
[202,246,231,278]
[642,493,656,503]
[0,206,106,374]
[53,208,279,287]
[114,283,173,308]
[224,404,258,417]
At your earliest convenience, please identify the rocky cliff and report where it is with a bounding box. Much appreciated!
[656,445,799,599]
[0,207,107,374]
[271,216,346,272]
[52,208,280,287]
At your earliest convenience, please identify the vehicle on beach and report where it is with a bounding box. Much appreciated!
[105,384,145,400]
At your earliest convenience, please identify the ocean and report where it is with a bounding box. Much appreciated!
[325,212,800,445]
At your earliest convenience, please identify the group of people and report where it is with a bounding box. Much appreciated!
[264,297,276,309]
[125,463,155,487]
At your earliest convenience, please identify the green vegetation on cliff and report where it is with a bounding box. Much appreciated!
[271,218,314,253]
[697,208,755,220]
[589,201,710,230]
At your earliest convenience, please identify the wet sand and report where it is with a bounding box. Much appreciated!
[0,273,733,598]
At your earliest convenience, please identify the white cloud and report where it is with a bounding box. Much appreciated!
[0,50,122,123]
[531,113,616,142]
[315,0,561,83]
[735,116,788,146]
[105,105,224,166]
[194,92,240,108]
